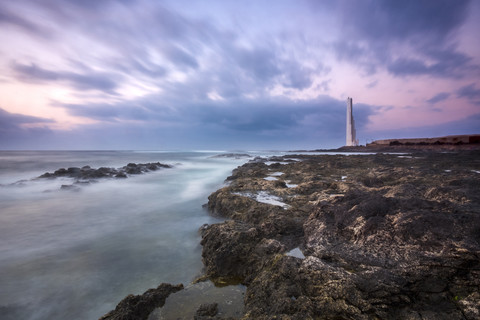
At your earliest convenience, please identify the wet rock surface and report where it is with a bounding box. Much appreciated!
[99,283,183,320]
[209,153,252,159]
[201,151,480,319]
[194,303,218,319]
[35,162,171,189]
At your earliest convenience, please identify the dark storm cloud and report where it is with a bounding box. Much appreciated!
[387,49,473,78]
[332,42,376,74]
[334,0,475,78]
[59,101,169,122]
[0,8,48,37]
[343,0,469,42]
[4,0,320,99]
[163,46,199,69]
[63,0,134,9]
[12,63,120,92]
[0,108,54,148]
[232,47,281,83]
[0,108,54,128]
[426,92,450,104]
[127,59,167,78]
[281,65,315,90]
[57,93,375,145]
[457,84,480,100]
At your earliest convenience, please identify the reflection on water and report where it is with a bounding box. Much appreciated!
[149,281,246,320]
[0,151,249,320]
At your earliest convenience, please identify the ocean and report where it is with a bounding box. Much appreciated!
[0,151,257,320]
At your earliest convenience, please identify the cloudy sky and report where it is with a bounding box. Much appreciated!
[0,0,479,150]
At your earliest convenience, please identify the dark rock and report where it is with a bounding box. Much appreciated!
[210,153,251,159]
[194,303,218,319]
[200,221,262,282]
[201,151,480,319]
[125,166,142,174]
[34,161,172,189]
[38,172,54,178]
[54,168,68,176]
[99,283,183,320]
[147,163,158,171]
[60,184,80,191]
[67,167,81,176]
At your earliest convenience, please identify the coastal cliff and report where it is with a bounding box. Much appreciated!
[201,151,480,319]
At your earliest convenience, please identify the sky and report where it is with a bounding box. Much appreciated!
[0,0,479,150]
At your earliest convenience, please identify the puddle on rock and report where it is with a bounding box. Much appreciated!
[269,171,284,176]
[233,191,290,209]
[264,176,278,181]
[286,247,305,259]
[148,281,245,319]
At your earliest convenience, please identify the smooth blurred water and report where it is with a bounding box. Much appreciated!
[0,151,250,320]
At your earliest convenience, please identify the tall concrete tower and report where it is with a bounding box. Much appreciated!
[346,97,359,146]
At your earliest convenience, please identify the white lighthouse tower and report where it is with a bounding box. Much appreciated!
[346,97,359,146]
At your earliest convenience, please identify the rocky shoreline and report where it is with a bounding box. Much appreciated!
[103,150,480,319]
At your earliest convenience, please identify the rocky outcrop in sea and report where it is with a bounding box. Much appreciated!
[34,162,171,190]
[201,151,480,319]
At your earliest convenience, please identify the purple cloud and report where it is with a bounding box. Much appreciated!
[457,84,480,100]
[12,63,120,92]
[0,0,479,150]
[426,92,450,104]
[334,0,476,77]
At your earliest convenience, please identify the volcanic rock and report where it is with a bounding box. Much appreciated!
[201,151,480,319]
[194,303,218,319]
[99,283,183,320]
[35,162,172,189]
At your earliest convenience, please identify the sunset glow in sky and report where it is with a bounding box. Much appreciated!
[1,0,479,150]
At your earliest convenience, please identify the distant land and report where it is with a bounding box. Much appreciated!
[292,134,480,153]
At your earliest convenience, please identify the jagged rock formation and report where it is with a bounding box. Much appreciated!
[209,153,251,159]
[201,151,480,319]
[35,162,171,189]
[99,283,183,320]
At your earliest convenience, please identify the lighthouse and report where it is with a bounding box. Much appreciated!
[346,97,359,146]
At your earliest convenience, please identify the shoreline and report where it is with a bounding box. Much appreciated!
[292,142,480,153]
[102,149,480,319]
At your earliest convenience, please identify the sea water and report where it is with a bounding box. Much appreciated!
[0,151,251,320]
